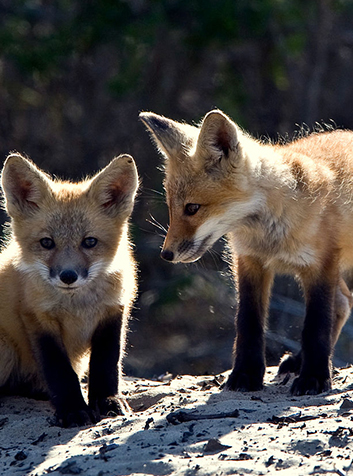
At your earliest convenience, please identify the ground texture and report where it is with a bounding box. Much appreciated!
[1,366,353,475]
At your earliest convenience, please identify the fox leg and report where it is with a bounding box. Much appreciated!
[0,342,17,392]
[36,333,97,427]
[332,277,352,346]
[290,258,340,395]
[225,256,274,391]
[88,311,130,418]
[278,276,352,377]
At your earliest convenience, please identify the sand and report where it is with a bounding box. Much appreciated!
[1,366,353,476]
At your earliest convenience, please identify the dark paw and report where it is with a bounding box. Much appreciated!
[56,405,99,428]
[278,352,302,375]
[225,368,264,392]
[90,396,131,419]
[290,375,332,396]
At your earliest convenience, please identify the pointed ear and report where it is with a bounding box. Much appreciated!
[139,112,197,161]
[87,154,138,217]
[1,153,52,218]
[195,110,239,171]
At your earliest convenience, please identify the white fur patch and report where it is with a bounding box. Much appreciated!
[15,258,109,290]
[175,192,266,262]
[265,246,318,268]
[15,259,50,281]
[195,191,266,245]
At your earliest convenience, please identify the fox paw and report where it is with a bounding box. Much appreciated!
[290,375,332,396]
[56,406,99,428]
[224,369,264,392]
[91,396,131,418]
[278,352,302,375]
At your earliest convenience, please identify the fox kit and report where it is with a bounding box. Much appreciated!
[140,109,353,396]
[0,153,138,426]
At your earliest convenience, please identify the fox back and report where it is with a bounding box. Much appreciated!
[0,153,138,426]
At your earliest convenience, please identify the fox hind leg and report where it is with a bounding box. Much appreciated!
[278,276,352,381]
[332,277,352,347]
[0,341,17,393]
[290,257,342,396]
[278,351,302,376]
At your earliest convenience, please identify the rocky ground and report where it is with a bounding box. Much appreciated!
[1,366,353,476]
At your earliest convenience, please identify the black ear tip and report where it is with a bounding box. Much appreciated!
[150,116,170,131]
[140,113,170,132]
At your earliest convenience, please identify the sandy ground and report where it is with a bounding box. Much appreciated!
[1,366,353,476]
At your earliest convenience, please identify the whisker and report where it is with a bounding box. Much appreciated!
[145,188,165,197]
[195,259,207,271]
[138,225,166,238]
[207,248,222,270]
[139,188,165,202]
[139,194,165,203]
[147,214,168,234]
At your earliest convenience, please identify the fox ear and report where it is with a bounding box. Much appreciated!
[88,154,138,217]
[1,153,52,218]
[196,110,239,171]
[139,112,197,161]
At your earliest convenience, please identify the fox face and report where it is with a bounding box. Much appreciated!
[140,110,262,263]
[16,212,110,292]
[1,153,138,293]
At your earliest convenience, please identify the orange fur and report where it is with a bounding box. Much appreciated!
[140,109,353,395]
[0,153,138,425]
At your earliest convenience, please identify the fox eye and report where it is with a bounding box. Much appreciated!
[184,203,200,216]
[82,237,98,249]
[40,237,55,250]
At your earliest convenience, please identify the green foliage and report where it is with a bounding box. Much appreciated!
[0,0,311,80]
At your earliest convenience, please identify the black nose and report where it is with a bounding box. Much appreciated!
[160,249,174,262]
[59,270,78,285]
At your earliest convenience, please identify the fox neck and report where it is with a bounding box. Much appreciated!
[229,145,320,267]
[226,139,295,222]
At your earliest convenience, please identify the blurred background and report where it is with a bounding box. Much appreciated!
[0,0,353,378]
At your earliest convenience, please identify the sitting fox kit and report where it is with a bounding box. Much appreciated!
[140,109,353,396]
[0,153,138,426]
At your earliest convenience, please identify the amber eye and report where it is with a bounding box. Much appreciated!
[184,203,200,216]
[82,237,98,249]
[40,237,55,250]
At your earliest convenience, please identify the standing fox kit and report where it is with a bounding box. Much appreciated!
[0,153,138,426]
[140,109,353,396]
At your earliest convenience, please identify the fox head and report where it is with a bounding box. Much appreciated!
[140,110,261,263]
[1,154,138,291]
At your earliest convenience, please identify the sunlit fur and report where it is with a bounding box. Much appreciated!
[140,109,353,394]
[0,154,138,394]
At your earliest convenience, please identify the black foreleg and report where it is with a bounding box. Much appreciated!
[89,312,130,417]
[226,256,273,391]
[37,333,97,427]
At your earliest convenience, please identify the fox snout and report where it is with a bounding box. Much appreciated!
[50,266,89,289]
[160,237,206,263]
[160,249,174,262]
[160,242,196,262]
[58,269,80,286]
